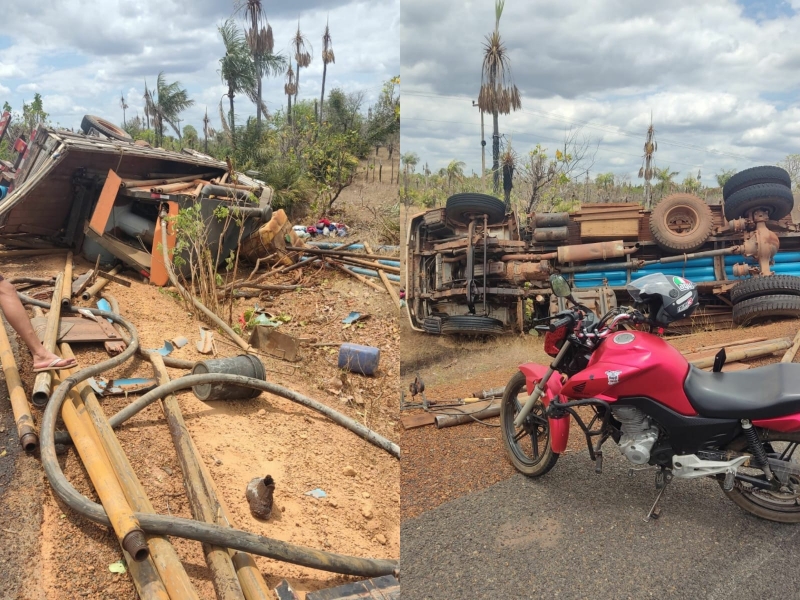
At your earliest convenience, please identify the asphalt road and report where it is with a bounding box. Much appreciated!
[401,449,800,599]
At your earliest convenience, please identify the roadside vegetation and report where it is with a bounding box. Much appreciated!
[0,0,400,221]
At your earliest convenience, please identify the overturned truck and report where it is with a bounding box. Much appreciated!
[0,121,274,284]
[406,167,800,335]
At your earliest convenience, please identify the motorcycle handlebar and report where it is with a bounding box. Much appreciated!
[549,315,574,332]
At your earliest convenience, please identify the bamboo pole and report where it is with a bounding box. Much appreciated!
[364,242,401,309]
[149,354,245,600]
[60,389,149,562]
[58,344,201,600]
[781,329,800,363]
[150,354,270,600]
[82,265,121,301]
[0,317,37,450]
[689,339,793,369]
[60,251,73,310]
[31,271,64,407]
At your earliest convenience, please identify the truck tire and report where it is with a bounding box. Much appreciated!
[724,183,794,221]
[723,166,791,200]
[730,275,800,305]
[440,315,504,336]
[445,193,505,226]
[423,316,444,335]
[80,115,132,142]
[649,193,713,252]
[732,294,800,326]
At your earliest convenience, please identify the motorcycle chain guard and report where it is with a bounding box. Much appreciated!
[519,362,570,454]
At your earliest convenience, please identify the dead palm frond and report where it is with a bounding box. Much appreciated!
[219,100,232,140]
[291,23,313,103]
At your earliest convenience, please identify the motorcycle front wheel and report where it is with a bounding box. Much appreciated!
[500,371,559,477]
[722,430,800,523]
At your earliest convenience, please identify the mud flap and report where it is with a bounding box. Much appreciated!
[518,362,571,454]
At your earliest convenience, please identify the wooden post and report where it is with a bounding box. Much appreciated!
[781,329,800,363]
[364,242,401,309]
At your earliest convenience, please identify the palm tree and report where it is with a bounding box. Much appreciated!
[291,23,312,106]
[218,19,261,148]
[401,152,419,199]
[143,72,194,148]
[202,107,210,153]
[478,0,521,194]
[119,92,128,127]
[242,0,280,131]
[284,64,297,126]
[445,159,465,191]
[319,19,335,122]
[654,166,679,199]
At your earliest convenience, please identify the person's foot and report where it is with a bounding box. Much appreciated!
[32,352,77,373]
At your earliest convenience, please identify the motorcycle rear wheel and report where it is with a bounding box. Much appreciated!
[721,430,800,523]
[500,371,559,477]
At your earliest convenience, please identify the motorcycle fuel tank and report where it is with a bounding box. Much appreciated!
[560,330,697,416]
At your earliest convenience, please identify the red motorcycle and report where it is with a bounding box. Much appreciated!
[501,273,800,522]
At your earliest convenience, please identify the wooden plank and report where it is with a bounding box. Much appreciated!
[701,361,751,372]
[679,337,767,355]
[71,269,94,297]
[683,337,791,364]
[31,316,124,343]
[400,412,436,429]
[88,169,122,235]
[781,329,800,363]
[149,201,179,286]
[580,220,640,238]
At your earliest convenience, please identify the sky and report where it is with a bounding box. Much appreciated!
[0,0,399,137]
[401,0,800,185]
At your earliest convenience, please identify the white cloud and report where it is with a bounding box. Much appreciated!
[0,0,398,133]
[401,0,800,180]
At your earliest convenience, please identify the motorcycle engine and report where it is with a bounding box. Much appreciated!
[611,406,659,465]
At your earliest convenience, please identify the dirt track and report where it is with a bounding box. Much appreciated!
[0,172,400,600]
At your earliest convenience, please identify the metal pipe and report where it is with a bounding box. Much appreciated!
[201,184,251,201]
[365,242,401,309]
[434,403,500,429]
[82,265,121,301]
[67,379,170,600]
[559,260,644,274]
[59,344,201,599]
[533,226,569,242]
[557,241,637,264]
[60,251,73,310]
[641,246,738,266]
[533,212,570,228]
[151,353,267,600]
[0,316,37,450]
[31,271,65,407]
[60,386,149,561]
[36,307,397,578]
[0,248,65,258]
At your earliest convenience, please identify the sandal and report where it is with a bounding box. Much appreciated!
[33,357,78,373]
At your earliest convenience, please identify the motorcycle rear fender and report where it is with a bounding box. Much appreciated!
[518,363,570,454]
[753,414,800,433]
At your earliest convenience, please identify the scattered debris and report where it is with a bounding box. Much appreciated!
[196,327,215,354]
[246,475,276,520]
[108,560,127,574]
[191,355,266,402]
[305,488,327,499]
[249,326,301,362]
[342,465,357,477]
[171,336,188,348]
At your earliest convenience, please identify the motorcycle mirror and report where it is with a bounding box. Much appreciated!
[549,274,572,298]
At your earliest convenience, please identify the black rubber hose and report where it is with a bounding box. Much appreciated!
[30,302,397,577]
[108,373,400,459]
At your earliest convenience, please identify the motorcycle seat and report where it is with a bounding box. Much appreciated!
[684,364,800,419]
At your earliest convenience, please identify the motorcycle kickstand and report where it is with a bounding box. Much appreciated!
[644,469,673,523]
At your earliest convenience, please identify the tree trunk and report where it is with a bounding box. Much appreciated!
[228,89,236,150]
[492,110,500,194]
[294,60,300,106]
[319,62,328,122]
[287,94,292,126]
[256,76,262,130]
